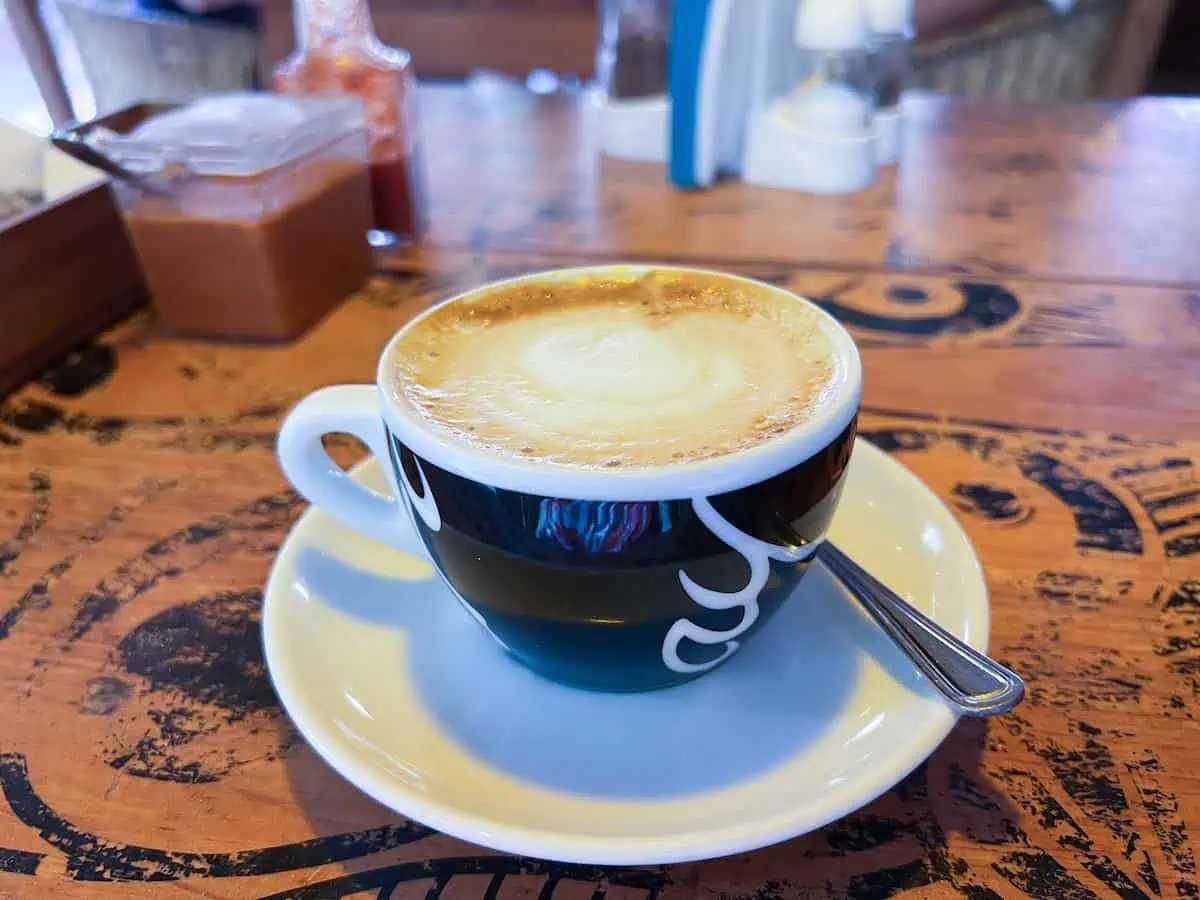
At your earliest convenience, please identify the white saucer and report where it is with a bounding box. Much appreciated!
[263,439,989,866]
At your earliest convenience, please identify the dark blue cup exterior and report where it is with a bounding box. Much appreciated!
[385,419,857,692]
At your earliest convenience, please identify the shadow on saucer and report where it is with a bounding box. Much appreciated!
[293,542,931,801]
[804,562,940,699]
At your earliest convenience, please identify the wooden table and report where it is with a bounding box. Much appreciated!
[0,84,1197,899]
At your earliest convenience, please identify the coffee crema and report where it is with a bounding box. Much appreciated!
[387,270,841,469]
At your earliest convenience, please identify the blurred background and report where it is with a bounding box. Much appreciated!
[0,0,1194,134]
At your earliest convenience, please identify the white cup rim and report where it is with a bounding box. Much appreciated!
[376,264,862,502]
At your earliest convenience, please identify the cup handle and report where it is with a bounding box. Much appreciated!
[277,385,416,552]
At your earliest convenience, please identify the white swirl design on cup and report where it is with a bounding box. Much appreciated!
[662,497,824,674]
[399,455,442,532]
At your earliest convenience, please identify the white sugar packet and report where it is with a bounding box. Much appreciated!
[0,116,106,212]
[0,117,45,200]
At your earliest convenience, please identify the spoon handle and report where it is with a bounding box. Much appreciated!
[50,131,176,197]
[817,542,1025,717]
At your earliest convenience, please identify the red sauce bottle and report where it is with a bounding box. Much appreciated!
[274,0,426,241]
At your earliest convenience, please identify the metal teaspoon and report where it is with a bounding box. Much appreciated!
[817,541,1025,717]
[51,130,179,197]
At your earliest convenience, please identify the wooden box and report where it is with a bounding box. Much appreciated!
[0,116,146,396]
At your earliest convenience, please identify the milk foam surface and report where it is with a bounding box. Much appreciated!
[387,271,841,469]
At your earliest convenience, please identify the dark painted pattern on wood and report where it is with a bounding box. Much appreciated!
[1,88,1199,898]
[0,753,431,882]
[0,388,1194,898]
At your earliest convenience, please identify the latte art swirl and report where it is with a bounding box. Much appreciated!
[389,271,840,469]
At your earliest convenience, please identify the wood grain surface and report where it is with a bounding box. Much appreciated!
[0,84,1197,899]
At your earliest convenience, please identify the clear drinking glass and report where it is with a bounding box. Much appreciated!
[597,0,673,101]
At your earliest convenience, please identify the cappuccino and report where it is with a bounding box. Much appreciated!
[387,269,841,469]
